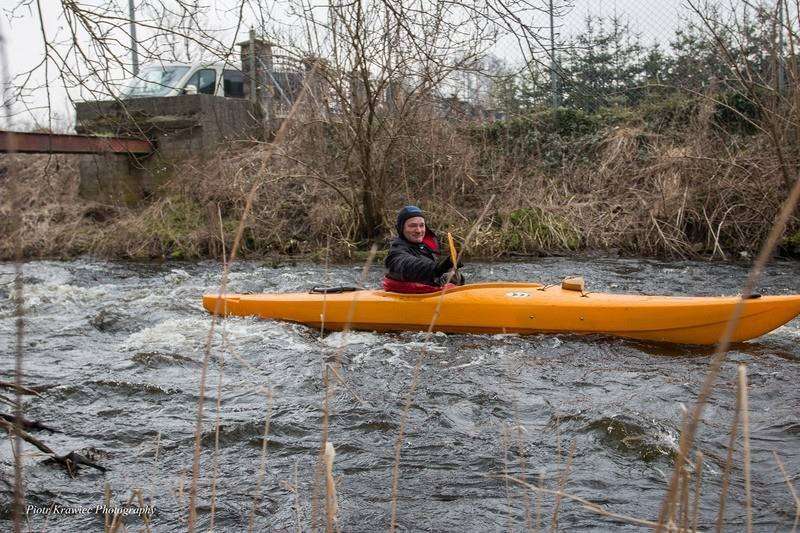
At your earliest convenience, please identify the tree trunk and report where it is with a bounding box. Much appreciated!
[358,175,384,243]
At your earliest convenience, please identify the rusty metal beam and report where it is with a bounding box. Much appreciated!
[0,130,153,155]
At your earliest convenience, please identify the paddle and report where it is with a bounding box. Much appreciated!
[447,232,458,277]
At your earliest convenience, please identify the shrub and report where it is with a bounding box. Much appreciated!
[499,207,581,254]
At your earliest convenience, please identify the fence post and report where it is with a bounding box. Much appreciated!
[549,0,560,110]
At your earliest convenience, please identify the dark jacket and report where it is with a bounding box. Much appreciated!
[384,229,442,285]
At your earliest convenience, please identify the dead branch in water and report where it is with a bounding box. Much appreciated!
[0,417,106,477]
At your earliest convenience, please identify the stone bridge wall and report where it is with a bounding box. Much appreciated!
[75,95,263,204]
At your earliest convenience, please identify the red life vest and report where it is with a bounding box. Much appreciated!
[382,276,457,294]
[422,232,438,252]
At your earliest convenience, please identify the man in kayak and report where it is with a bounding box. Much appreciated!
[383,205,462,292]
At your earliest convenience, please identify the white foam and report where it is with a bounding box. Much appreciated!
[380,344,416,369]
[321,331,383,348]
[121,317,203,351]
[18,282,111,312]
[119,316,296,353]
[491,333,519,340]
[350,339,451,369]
[655,429,679,454]
[400,341,448,354]
[448,352,485,369]
[164,268,191,284]
[775,323,800,338]
[0,262,72,286]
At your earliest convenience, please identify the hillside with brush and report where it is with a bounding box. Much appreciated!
[2,9,798,262]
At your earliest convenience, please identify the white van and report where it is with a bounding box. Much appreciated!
[120,62,245,99]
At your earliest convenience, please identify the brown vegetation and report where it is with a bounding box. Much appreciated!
[1,99,797,262]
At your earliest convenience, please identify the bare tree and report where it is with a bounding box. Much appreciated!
[3,0,250,127]
[275,0,563,241]
[5,0,566,238]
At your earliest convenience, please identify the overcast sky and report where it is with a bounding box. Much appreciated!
[1,0,700,131]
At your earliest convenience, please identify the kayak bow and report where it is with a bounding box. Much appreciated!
[202,282,800,345]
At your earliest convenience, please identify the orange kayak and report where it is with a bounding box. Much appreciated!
[202,282,800,345]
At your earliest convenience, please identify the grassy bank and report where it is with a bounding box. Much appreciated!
[2,96,798,262]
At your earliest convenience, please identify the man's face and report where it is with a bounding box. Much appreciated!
[402,216,426,243]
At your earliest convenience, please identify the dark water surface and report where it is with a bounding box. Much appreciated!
[1,257,799,531]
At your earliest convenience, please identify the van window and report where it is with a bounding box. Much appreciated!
[185,69,217,94]
[223,70,245,98]
[122,65,189,98]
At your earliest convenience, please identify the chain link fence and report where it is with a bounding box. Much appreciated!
[4,0,794,128]
[455,0,793,119]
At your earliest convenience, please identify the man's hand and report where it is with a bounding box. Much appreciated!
[434,255,462,276]
[434,256,453,276]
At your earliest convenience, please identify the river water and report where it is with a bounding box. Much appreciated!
[1,257,799,531]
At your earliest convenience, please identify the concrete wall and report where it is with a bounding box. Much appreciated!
[77,153,141,205]
[75,95,263,204]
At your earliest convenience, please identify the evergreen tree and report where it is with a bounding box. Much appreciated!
[667,6,778,93]
[559,16,645,111]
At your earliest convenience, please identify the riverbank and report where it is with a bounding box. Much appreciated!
[3,99,799,262]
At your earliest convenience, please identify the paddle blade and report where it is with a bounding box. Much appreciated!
[447,232,457,267]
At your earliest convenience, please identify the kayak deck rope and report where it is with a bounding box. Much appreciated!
[309,286,361,294]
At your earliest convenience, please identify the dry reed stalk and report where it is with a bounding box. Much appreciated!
[294,460,304,533]
[669,400,692,529]
[3,106,26,532]
[555,415,562,467]
[738,364,752,533]
[502,350,530,531]
[691,451,703,532]
[188,62,322,532]
[324,441,338,532]
[109,488,138,533]
[772,451,800,531]
[516,422,532,530]
[248,387,274,533]
[103,481,111,533]
[147,431,161,516]
[655,167,800,532]
[209,345,226,531]
[326,364,366,406]
[217,203,227,268]
[503,475,665,529]
[1,51,24,509]
[320,235,331,339]
[177,469,186,524]
[680,468,690,533]
[338,245,377,351]
[715,374,742,533]
[500,424,512,531]
[701,206,727,260]
[136,488,152,533]
[40,493,60,532]
[311,246,376,530]
[219,339,260,374]
[11,253,25,533]
[389,344,430,533]
[535,471,543,533]
[389,196,495,532]
[550,440,576,531]
[311,366,331,531]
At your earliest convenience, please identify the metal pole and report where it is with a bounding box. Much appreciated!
[128,0,139,75]
[185,8,191,62]
[778,0,785,94]
[249,28,257,105]
[549,0,559,109]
